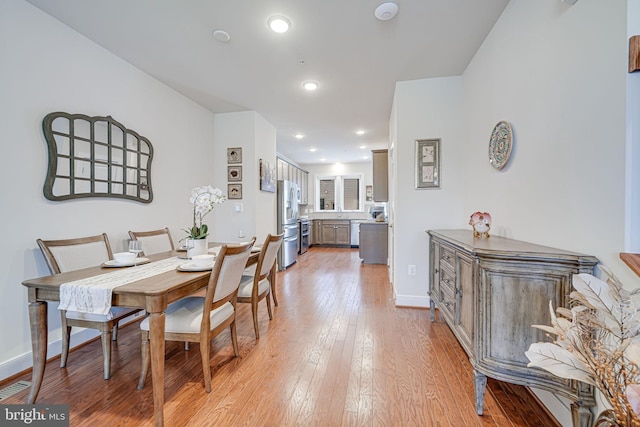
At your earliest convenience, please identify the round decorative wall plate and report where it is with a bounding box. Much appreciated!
[488,121,513,170]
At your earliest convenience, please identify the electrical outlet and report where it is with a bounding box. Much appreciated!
[408,265,416,276]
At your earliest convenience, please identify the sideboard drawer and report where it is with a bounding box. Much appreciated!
[438,282,456,321]
[440,245,455,272]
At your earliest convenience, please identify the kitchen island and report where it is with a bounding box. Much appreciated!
[359,221,388,264]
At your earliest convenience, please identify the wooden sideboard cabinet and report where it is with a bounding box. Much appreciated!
[428,229,598,427]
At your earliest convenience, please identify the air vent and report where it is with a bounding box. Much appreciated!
[0,381,31,401]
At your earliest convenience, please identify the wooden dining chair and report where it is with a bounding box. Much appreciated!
[137,238,255,393]
[128,227,175,256]
[36,233,143,380]
[237,233,284,339]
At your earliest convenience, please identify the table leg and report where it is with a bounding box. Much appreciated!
[27,301,47,404]
[149,312,166,427]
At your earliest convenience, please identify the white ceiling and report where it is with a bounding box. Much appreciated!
[25,0,509,165]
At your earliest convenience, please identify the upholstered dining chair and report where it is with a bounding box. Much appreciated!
[137,238,255,393]
[36,233,143,380]
[237,233,284,339]
[128,227,175,256]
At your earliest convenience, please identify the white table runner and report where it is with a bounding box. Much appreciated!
[59,257,185,318]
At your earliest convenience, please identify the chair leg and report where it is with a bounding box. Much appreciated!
[112,322,119,341]
[270,271,279,307]
[230,320,239,357]
[101,330,113,380]
[200,339,211,393]
[252,299,260,339]
[137,330,150,390]
[60,312,71,369]
[266,291,273,320]
[185,342,190,351]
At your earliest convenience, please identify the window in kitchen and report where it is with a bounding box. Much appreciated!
[316,174,363,212]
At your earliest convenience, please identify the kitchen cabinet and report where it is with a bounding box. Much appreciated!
[300,171,309,204]
[359,222,388,264]
[372,149,388,202]
[311,220,321,245]
[315,220,350,246]
[428,229,597,427]
[277,157,309,205]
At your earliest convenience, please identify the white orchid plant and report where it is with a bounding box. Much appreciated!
[525,266,640,427]
[184,185,226,240]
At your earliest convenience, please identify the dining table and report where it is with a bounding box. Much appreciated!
[22,244,271,427]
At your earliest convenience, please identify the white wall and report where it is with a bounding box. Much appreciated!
[391,76,464,307]
[461,0,632,287]
[0,0,219,379]
[211,111,278,244]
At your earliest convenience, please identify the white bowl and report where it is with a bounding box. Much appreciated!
[114,252,136,263]
[191,254,215,267]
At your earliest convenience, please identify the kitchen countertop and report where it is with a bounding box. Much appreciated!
[309,217,387,224]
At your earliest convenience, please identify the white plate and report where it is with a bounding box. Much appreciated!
[177,262,213,272]
[103,258,150,268]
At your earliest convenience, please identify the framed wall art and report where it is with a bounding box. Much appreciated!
[415,139,440,189]
[259,159,276,193]
[227,147,242,164]
[228,183,242,199]
[227,165,242,182]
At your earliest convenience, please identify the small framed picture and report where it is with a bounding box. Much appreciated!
[415,139,441,189]
[228,183,242,199]
[227,147,242,164]
[227,165,242,182]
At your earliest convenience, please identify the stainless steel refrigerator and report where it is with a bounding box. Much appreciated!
[277,180,299,270]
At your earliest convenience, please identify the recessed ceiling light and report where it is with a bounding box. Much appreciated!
[374,2,399,21]
[356,129,366,135]
[309,147,317,152]
[320,158,326,162]
[362,156,369,160]
[295,133,305,139]
[212,29,231,42]
[268,15,291,33]
[359,144,367,149]
[302,81,319,91]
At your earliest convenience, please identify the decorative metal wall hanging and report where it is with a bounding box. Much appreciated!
[488,121,513,170]
[42,112,154,203]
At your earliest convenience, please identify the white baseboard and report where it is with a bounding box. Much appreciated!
[0,312,144,381]
[530,387,572,426]
[394,294,430,308]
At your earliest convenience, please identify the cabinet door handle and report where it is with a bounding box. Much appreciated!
[434,268,439,274]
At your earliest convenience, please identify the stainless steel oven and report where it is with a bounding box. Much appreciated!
[299,218,309,254]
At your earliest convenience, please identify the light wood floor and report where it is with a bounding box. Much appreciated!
[3,247,559,426]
